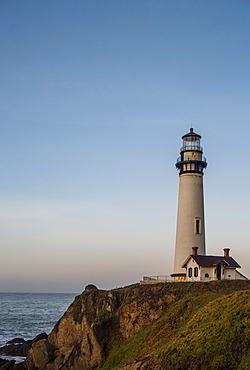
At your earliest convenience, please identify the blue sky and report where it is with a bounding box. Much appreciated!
[1,0,250,292]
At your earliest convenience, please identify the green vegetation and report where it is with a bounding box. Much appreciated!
[99,280,250,370]
[72,289,109,324]
[72,294,84,323]
[160,290,250,370]
[95,309,111,326]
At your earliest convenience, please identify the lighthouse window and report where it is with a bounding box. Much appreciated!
[188,267,192,278]
[195,218,201,234]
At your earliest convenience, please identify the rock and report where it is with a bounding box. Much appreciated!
[13,364,24,370]
[32,333,47,344]
[0,343,31,357]
[0,358,15,370]
[25,339,54,370]
[0,334,48,357]
[6,339,25,345]
[84,284,98,292]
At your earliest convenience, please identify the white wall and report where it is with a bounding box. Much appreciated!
[174,173,206,274]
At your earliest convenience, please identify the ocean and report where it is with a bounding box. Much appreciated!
[0,292,77,363]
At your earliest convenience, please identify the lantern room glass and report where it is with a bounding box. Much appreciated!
[182,135,201,151]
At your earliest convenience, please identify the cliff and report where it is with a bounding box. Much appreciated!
[16,280,250,369]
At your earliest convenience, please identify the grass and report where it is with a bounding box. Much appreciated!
[159,290,250,369]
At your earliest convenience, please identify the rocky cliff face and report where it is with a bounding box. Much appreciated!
[18,283,176,370]
[14,280,250,370]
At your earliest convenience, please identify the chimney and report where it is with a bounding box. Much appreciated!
[223,248,230,257]
[192,246,198,256]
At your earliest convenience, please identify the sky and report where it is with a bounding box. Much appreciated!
[1,0,250,293]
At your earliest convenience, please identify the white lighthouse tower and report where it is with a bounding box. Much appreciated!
[172,128,207,281]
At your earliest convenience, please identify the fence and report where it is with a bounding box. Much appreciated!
[142,275,171,281]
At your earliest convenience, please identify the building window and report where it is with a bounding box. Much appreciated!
[188,267,192,278]
[195,218,201,234]
[205,273,209,278]
[194,267,198,277]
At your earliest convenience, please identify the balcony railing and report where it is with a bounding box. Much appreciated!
[176,156,206,164]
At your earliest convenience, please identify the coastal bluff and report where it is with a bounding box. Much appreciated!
[5,280,250,369]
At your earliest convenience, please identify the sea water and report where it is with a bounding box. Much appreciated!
[0,292,77,363]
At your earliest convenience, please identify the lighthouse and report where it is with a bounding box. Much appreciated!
[172,128,207,281]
